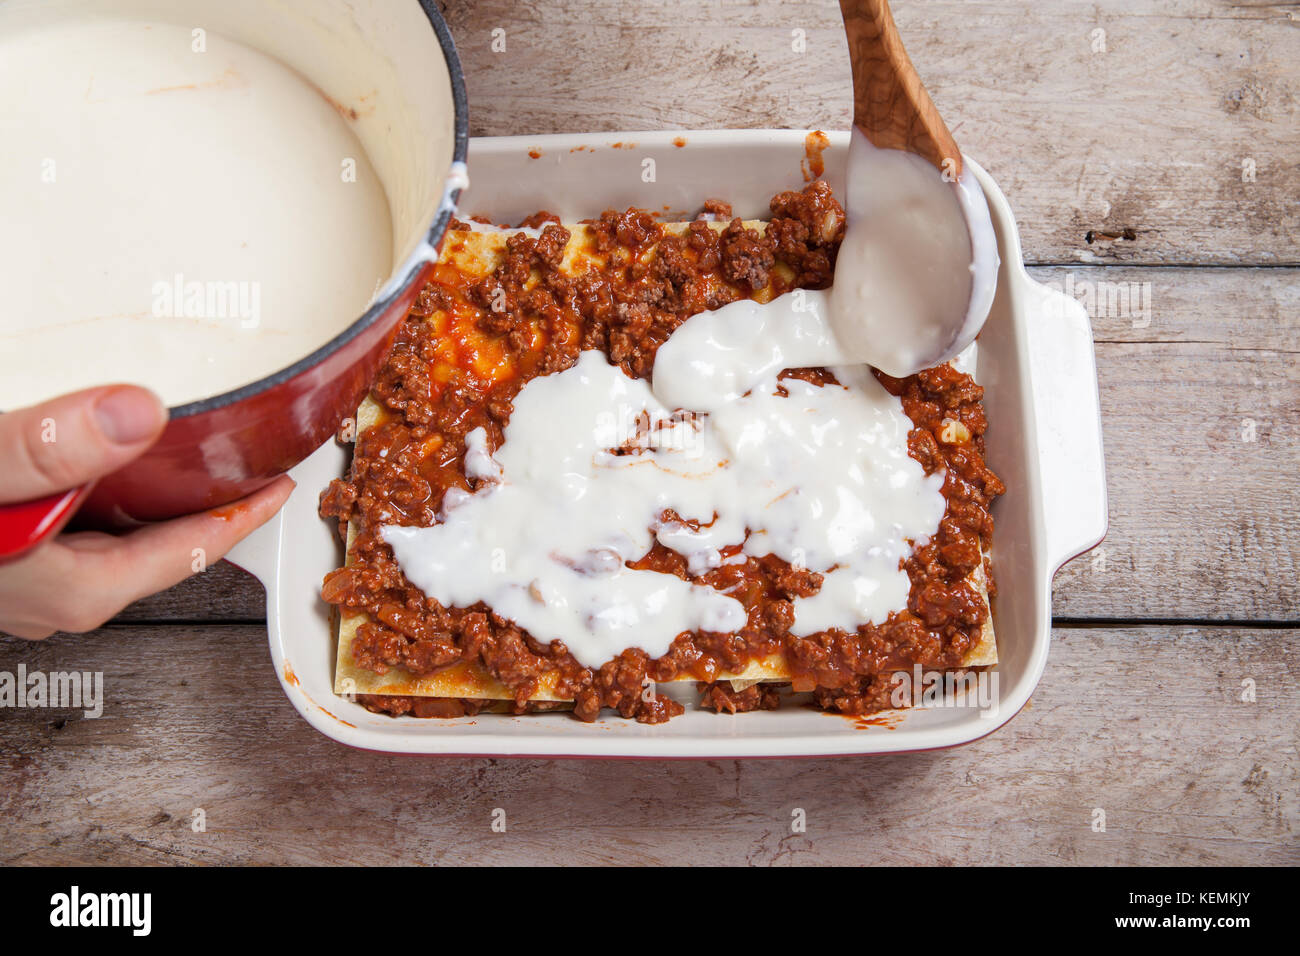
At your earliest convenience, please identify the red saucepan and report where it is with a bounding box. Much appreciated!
[0,0,468,561]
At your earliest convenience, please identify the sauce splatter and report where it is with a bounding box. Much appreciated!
[842,710,905,730]
[802,129,830,182]
[210,500,250,521]
[319,707,356,728]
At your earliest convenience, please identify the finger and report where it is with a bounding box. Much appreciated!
[0,526,152,639]
[60,476,296,614]
[0,477,293,639]
[0,385,168,503]
[1,617,66,640]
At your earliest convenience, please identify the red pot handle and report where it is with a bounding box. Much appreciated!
[0,484,93,565]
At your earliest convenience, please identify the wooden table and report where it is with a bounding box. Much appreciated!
[2,0,1296,865]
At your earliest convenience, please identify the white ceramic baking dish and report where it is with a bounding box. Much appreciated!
[227,129,1107,758]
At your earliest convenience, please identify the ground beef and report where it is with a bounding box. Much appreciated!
[698,681,785,714]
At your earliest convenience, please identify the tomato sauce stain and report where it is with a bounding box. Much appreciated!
[210,501,250,521]
[802,129,830,182]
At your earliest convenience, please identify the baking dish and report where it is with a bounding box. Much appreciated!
[226,129,1107,758]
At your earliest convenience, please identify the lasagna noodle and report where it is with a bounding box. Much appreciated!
[332,222,997,704]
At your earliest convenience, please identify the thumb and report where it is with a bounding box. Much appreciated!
[0,385,168,504]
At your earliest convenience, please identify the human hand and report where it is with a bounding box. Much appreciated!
[0,385,293,639]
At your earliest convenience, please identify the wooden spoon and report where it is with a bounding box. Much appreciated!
[839,0,961,179]
[827,0,998,376]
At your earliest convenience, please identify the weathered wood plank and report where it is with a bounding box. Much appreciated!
[0,623,1294,865]
[113,561,264,623]
[1037,266,1300,620]
[111,266,1300,623]
[442,0,1300,265]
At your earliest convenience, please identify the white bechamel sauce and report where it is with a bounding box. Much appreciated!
[458,219,545,240]
[383,292,947,669]
[950,340,978,379]
[828,129,998,377]
[443,162,471,204]
[0,15,393,409]
[383,160,471,296]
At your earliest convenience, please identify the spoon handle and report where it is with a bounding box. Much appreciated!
[839,0,962,178]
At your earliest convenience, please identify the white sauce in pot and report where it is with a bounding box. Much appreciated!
[383,293,949,669]
[0,14,393,409]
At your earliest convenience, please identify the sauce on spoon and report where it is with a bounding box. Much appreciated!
[827,129,999,377]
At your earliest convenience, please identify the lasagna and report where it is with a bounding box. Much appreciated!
[319,182,1005,723]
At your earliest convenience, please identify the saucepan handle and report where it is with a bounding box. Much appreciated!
[0,484,94,565]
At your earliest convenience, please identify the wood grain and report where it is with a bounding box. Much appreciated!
[0,623,1293,865]
[442,0,1300,265]
[839,0,962,175]
[1039,266,1300,621]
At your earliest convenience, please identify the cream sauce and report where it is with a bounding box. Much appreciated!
[382,294,948,669]
[0,14,393,409]
[828,129,998,377]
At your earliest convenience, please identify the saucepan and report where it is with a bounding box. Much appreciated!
[0,0,467,559]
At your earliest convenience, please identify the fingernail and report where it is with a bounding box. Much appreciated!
[94,387,166,444]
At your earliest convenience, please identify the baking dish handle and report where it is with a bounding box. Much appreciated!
[224,506,283,586]
[1023,277,1109,574]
